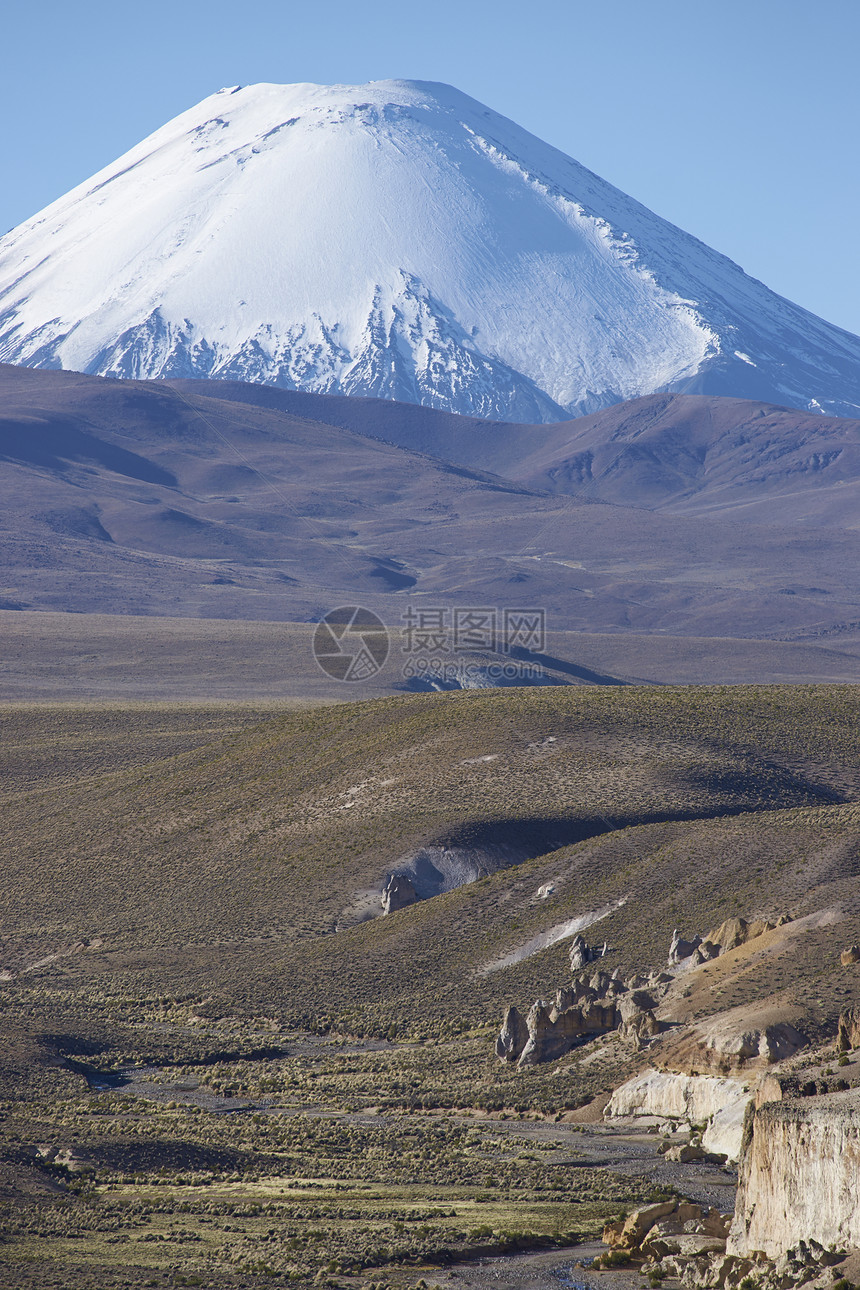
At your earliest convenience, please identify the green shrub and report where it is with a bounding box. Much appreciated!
[596,1250,631,1269]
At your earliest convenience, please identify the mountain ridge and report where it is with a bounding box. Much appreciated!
[2,364,860,656]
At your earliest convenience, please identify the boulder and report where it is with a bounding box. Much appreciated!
[381,873,418,914]
[637,1209,733,1267]
[702,1099,749,1161]
[603,1199,678,1250]
[659,1235,727,1258]
[663,1142,707,1163]
[495,1005,529,1062]
[688,1210,732,1239]
[840,945,860,967]
[683,1254,754,1289]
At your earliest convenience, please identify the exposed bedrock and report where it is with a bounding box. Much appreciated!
[605,1069,755,1162]
[380,873,418,914]
[687,1015,808,1069]
[496,968,668,1066]
[668,915,785,969]
[380,817,618,913]
[837,1005,860,1051]
[728,1090,860,1258]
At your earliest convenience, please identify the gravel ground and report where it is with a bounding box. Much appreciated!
[428,1241,654,1290]
[474,1118,738,1213]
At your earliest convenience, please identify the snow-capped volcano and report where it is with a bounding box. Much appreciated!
[1,79,859,421]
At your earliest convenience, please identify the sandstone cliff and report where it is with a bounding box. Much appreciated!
[728,1089,860,1258]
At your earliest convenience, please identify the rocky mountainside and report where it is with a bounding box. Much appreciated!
[2,80,860,419]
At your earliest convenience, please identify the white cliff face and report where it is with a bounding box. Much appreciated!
[729,1091,860,1258]
[606,1069,751,1122]
[701,1100,751,1162]
[606,1069,752,1160]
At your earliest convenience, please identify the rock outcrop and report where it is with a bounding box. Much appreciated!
[569,933,594,971]
[646,1240,844,1290]
[669,916,783,969]
[728,1089,860,1258]
[692,1015,807,1067]
[381,873,418,914]
[669,929,704,965]
[708,916,780,952]
[497,911,799,1072]
[618,989,666,1050]
[606,1069,753,1161]
[516,995,618,1067]
[600,1174,856,1287]
[837,1006,860,1051]
[495,1005,530,1062]
[568,933,612,971]
[497,967,669,1066]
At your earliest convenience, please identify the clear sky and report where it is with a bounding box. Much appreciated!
[5,0,859,333]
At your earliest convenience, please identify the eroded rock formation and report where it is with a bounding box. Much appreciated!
[568,933,610,971]
[381,873,418,914]
[496,967,671,1066]
[692,1014,807,1068]
[837,1005,860,1051]
[669,916,784,969]
[495,1005,530,1062]
[516,992,619,1067]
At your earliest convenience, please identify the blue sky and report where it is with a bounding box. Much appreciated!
[5,0,859,333]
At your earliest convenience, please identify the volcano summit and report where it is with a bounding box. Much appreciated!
[1,79,859,420]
